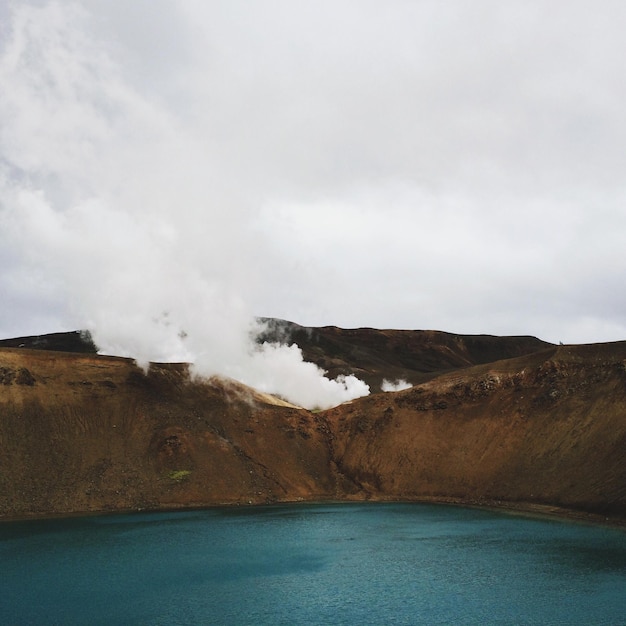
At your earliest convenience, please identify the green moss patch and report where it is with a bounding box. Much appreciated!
[168,470,192,482]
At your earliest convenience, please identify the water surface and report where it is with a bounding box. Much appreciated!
[2,503,625,624]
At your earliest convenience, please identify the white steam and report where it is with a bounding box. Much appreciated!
[381,379,413,392]
[240,341,369,410]
[0,2,369,409]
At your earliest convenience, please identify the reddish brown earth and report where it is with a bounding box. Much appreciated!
[326,342,626,521]
[1,325,625,524]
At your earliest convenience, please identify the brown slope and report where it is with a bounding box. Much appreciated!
[257,318,553,390]
[1,339,625,524]
[0,348,337,520]
[324,342,626,518]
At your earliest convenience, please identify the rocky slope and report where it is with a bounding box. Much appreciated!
[326,342,626,518]
[0,349,335,518]
[1,327,625,523]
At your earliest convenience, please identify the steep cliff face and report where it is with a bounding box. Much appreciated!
[326,343,626,517]
[1,338,625,522]
[0,349,336,519]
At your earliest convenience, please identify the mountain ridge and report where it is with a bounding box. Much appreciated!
[1,323,624,525]
[1,319,554,392]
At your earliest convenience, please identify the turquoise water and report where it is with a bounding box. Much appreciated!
[1,503,625,625]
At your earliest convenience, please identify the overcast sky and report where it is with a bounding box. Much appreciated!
[1,1,625,403]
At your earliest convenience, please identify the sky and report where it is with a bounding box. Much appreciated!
[1,1,625,406]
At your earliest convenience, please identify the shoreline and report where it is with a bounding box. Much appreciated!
[2,496,625,530]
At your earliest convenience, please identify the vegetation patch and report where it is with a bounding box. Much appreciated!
[168,470,192,482]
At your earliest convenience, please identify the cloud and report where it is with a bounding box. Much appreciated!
[1,0,626,397]
[0,1,370,409]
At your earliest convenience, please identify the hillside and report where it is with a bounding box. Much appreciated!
[258,318,553,389]
[0,325,625,524]
[325,342,626,518]
[1,320,553,392]
[0,330,98,354]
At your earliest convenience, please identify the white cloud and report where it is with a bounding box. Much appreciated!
[1,0,626,398]
[0,1,370,409]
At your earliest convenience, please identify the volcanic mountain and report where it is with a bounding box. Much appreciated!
[1,321,624,524]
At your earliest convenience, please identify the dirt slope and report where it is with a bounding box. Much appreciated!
[0,349,336,519]
[326,343,626,517]
[0,334,625,523]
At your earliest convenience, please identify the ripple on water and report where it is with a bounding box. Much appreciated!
[1,503,625,625]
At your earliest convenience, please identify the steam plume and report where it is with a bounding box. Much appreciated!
[0,2,369,409]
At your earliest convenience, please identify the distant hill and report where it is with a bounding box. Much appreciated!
[258,318,553,390]
[0,330,98,354]
[0,320,553,393]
